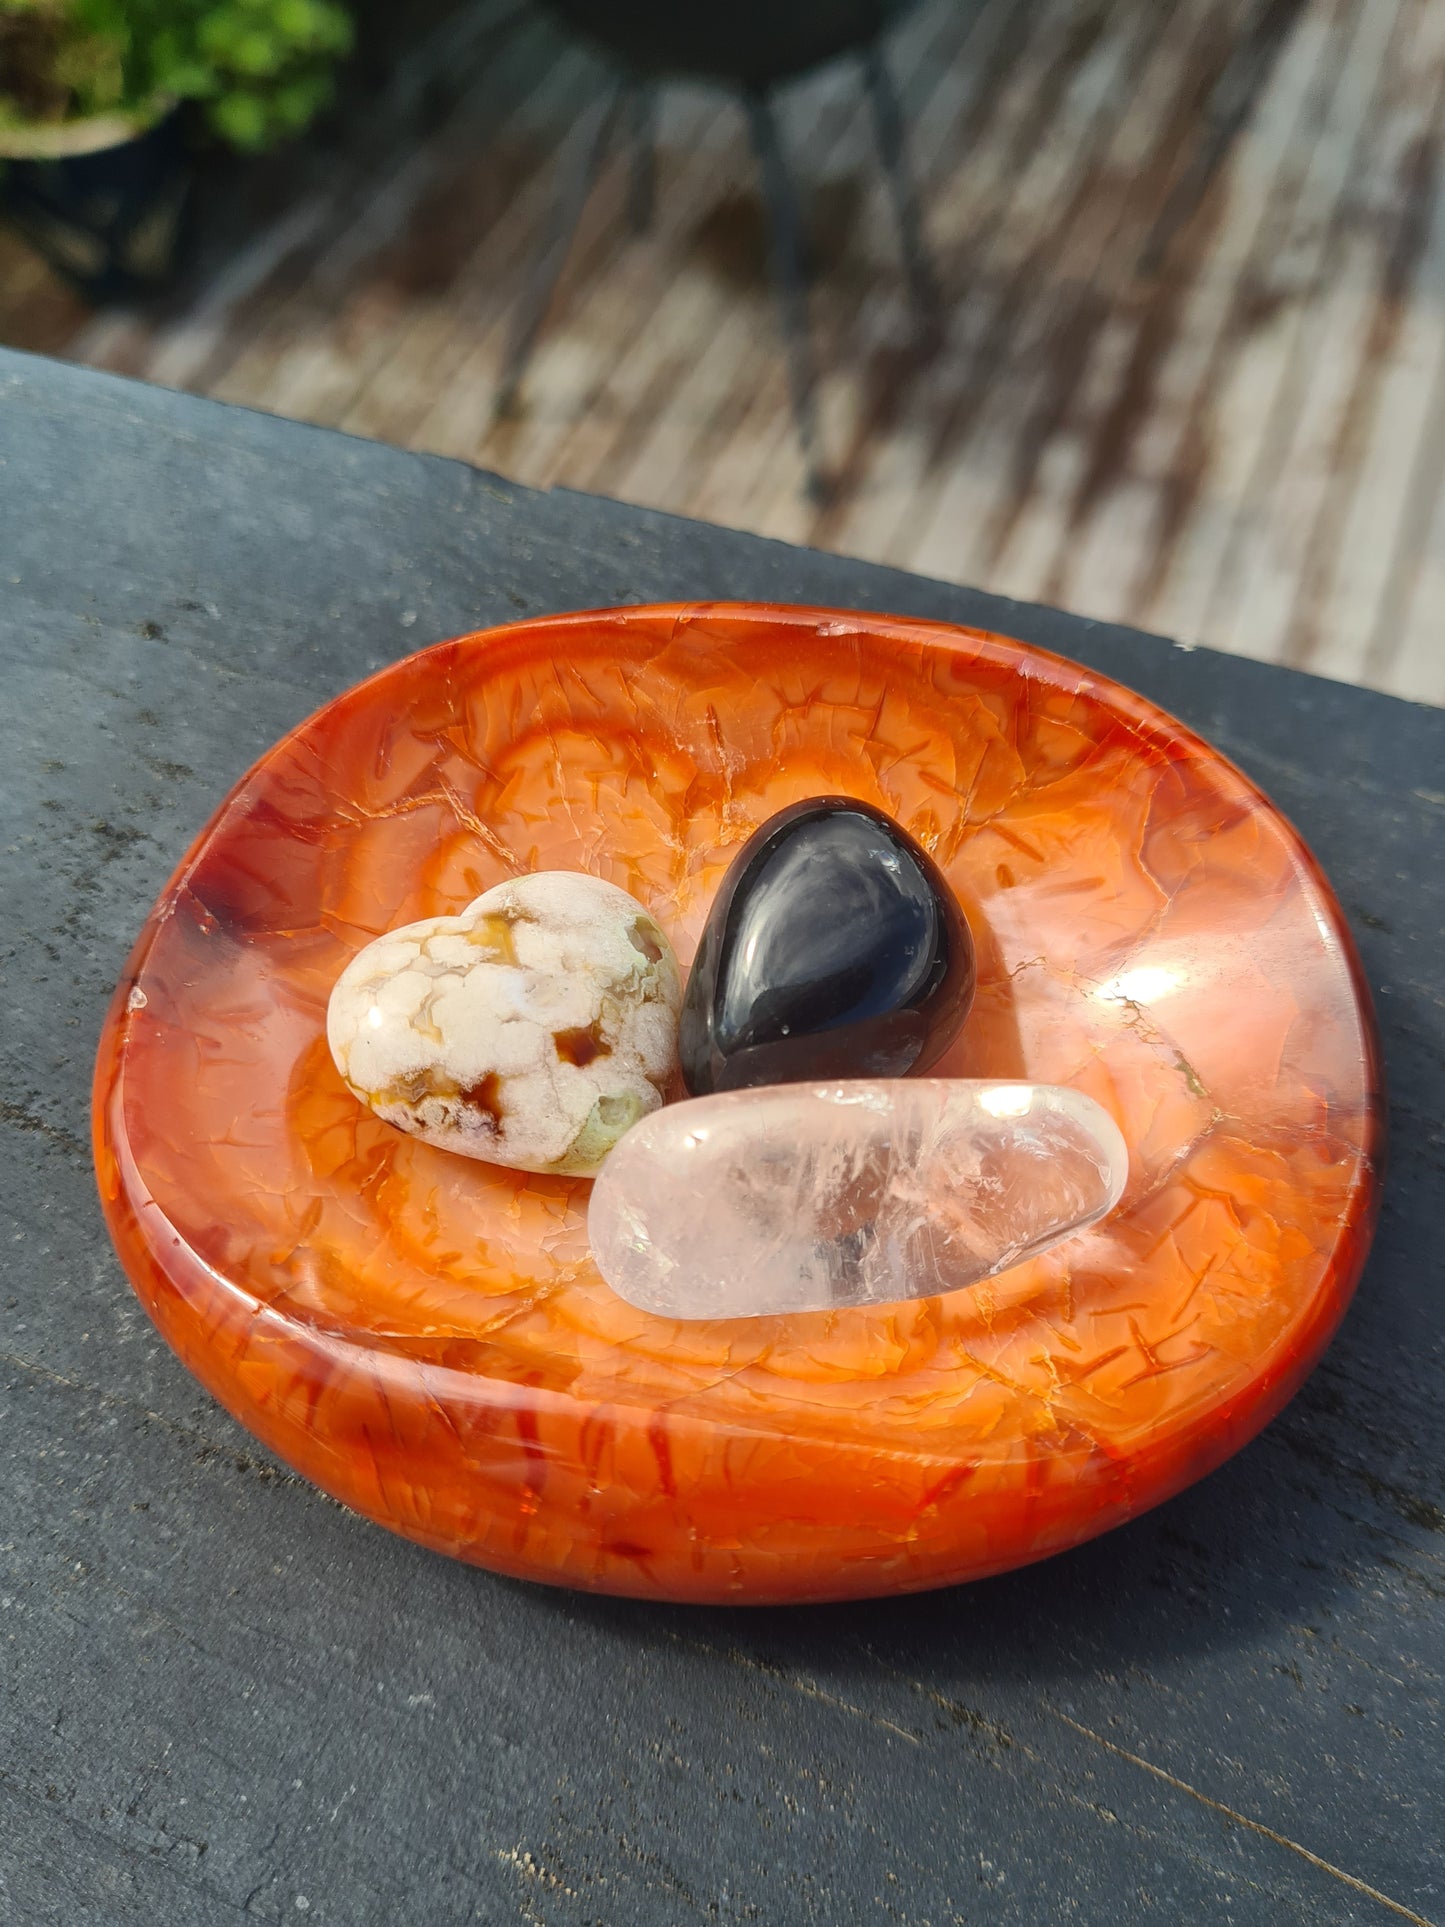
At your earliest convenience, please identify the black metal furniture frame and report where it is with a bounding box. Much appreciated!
[497,7,940,499]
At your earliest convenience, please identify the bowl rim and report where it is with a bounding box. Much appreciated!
[90,600,1388,1600]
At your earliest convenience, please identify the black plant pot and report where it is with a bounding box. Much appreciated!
[0,110,192,302]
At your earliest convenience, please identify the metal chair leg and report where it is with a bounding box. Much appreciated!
[627,84,657,235]
[745,92,827,504]
[863,42,942,343]
[496,81,626,418]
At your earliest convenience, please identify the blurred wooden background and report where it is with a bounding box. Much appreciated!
[4,0,1443,707]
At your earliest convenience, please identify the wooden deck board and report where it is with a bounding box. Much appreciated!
[1212,0,1430,670]
[5,0,1444,704]
[900,0,1211,590]
[1069,0,1343,641]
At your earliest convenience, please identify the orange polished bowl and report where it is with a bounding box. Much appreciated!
[92,604,1383,1603]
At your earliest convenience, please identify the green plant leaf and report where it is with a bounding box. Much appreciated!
[1,0,355,148]
[207,85,269,149]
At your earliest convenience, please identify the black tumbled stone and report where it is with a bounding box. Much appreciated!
[679,796,976,1096]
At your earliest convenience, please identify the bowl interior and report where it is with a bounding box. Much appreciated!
[98,604,1380,1572]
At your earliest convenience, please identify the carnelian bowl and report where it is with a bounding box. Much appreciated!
[93,604,1383,1602]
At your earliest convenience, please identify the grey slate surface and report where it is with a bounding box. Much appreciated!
[0,346,1441,1927]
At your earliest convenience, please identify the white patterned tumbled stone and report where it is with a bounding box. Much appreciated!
[327,872,681,1177]
[588,1080,1128,1319]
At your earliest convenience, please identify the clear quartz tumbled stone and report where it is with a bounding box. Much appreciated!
[588,1080,1128,1320]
